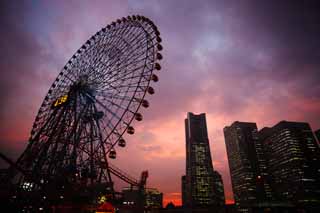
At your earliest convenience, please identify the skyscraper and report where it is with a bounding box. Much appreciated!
[212,170,225,206]
[225,120,320,211]
[315,129,320,143]
[223,122,271,209]
[260,121,320,206]
[182,112,225,207]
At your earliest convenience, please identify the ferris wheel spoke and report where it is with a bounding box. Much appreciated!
[101,70,152,89]
[108,37,152,68]
[88,33,150,79]
[86,39,153,84]
[108,26,143,51]
[88,94,126,126]
[95,91,138,104]
[109,32,146,60]
[94,28,134,66]
[101,61,151,87]
[95,94,136,116]
[92,98,128,140]
[99,115,123,146]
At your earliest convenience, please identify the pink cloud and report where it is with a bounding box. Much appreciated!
[1,0,320,206]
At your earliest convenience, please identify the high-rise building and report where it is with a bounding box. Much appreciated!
[212,170,225,206]
[223,122,271,209]
[182,112,225,207]
[315,129,320,143]
[181,175,187,206]
[260,121,320,205]
[225,120,320,211]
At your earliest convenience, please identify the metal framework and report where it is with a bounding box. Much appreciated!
[10,15,163,193]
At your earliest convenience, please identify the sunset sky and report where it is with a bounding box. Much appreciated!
[1,0,320,206]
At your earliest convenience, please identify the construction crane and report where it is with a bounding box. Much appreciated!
[108,162,148,191]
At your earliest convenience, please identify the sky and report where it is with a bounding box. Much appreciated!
[1,0,320,206]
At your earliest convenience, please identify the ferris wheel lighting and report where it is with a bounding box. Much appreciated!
[53,95,68,107]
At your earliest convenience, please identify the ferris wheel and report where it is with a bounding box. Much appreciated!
[14,15,163,189]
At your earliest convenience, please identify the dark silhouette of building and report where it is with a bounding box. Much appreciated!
[315,129,320,143]
[122,186,163,211]
[212,170,225,206]
[145,188,163,209]
[182,112,225,208]
[260,121,320,207]
[223,122,272,210]
[181,175,187,206]
[224,120,320,212]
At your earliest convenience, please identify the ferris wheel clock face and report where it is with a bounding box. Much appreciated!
[17,15,163,182]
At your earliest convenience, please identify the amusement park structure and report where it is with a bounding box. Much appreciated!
[0,15,163,212]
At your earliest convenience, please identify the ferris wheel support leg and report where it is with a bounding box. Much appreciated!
[94,106,115,196]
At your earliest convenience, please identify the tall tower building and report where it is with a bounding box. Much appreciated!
[260,121,320,205]
[212,170,225,206]
[315,129,320,143]
[223,122,271,209]
[182,112,224,207]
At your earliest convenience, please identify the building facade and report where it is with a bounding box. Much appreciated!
[224,122,271,210]
[182,112,225,207]
[260,121,320,206]
[145,188,163,209]
[122,187,163,210]
[315,129,320,143]
[212,170,225,206]
[224,120,320,211]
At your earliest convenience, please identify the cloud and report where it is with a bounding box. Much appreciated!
[1,0,320,205]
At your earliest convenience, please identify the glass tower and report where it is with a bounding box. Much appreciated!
[224,122,271,210]
[224,120,320,210]
[261,121,320,205]
[182,112,224,207]
[315,129,320,143]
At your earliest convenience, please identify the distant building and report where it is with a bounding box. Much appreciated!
[260,121,320,206]
[223,122,271,210]
[122,186,142,207]
[182,112,224,207]
[122,187,163,210]
[145,188,163,209]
